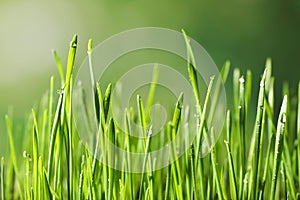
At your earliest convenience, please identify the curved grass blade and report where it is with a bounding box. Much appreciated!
[47,93,63,178]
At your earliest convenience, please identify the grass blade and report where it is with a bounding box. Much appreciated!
[270,95,288,200]
[224,140,238,200]
[210,127,225,199]
[247,68,267,199]
[32,109,39,200]
[47,93,63,178]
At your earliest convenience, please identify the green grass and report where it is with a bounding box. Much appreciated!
[0,35,300,200]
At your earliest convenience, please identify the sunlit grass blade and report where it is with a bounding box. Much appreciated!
[47,93,63,178]
[65,34,77,94]
[238,76,246,173]
[208,61,230,122]
[166,93,184,200]
[250,67,267,199]
[270,95,288,200]
[87,39,100,125]
[136,95,151,198]
[182,30,201,106]
[195,76,215,168]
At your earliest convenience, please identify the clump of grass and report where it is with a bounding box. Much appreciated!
[0,34,299,200]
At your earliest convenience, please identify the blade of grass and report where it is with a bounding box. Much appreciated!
[195,76,215,167]
[208,61,231,125]
[138,95,154,199]
[251,68,267,199]
[224,139,238,200]
[23,151,31,200]
[107,118,116,200]
[258,133,275,200]
[46,76,54,157]
[47,93,63,178]
[238,76,246,173]
[164,94,184,200]
[79,155,85,200]
[87,39,101,126]
[124,110,134,200]
[189,145,197,200]
[210,127,225,199]
[270,95,287,200]
[32,109,39,200]
[282,144,296,199]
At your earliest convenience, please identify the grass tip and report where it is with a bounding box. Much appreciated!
[88,39,93,53]
[177,93,184,107]
[70,34,78,48]
[239,76,245,84]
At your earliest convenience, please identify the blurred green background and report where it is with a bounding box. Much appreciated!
[0,0,299,155]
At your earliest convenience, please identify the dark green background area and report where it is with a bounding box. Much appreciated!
[0,0,299,155]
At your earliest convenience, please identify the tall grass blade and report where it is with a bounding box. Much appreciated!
[47,93,63,178]
[251,68,267,199]
[210,127,225,199]
[270,95,288,200]
[32,109,39,200]
[224,139,238,200]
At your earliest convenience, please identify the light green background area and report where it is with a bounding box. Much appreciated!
[0,0,299,155]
